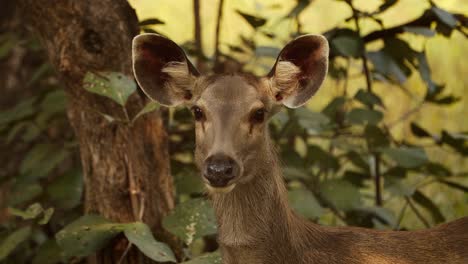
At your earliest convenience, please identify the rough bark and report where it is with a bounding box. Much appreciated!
[18,1,177,263]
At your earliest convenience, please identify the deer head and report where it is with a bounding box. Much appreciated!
[132,33,329,193]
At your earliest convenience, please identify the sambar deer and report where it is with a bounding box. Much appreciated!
[132,33,468,264]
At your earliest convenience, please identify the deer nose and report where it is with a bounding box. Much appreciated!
[203,154,239,187]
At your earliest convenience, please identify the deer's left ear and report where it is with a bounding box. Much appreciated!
[266,34,329,108]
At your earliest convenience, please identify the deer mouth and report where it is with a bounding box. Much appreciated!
[204,183,237,194]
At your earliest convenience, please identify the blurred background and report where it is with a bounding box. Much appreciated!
[0,0,467,263]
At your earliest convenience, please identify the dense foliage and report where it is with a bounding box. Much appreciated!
[0,0,467,263]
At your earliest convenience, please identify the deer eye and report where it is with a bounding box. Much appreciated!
[250,108,266,123]
[191,106,205,121]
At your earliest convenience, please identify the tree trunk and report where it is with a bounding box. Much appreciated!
[18,1,178,263]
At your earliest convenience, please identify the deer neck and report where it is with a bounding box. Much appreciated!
[209,138,292,247]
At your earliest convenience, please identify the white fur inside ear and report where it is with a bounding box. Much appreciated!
[272,61,301,106]
[161,61,196,100]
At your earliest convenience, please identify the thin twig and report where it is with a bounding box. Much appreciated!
[393,200,409,230]
[117,242,133,264]
[405,196,431,228]
[193,0,204,70]
[213,0,225,72]
[348,1,381,206]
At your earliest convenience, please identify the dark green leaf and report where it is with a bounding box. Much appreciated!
[0,226,32,261]
[8,183,43,206]
[235,10,267,28]
[139,18,165,26]
[346,108,383,125]
[331,34,364,57]
[47,169,83,209]
[307,145,339,172]
[410,123,431,138]
[432,7,457,28]
[295,107,330,132]
[381,147,428,168]
[368,51,407,83]
[163,198,217,245]
[365,125,390,149]
[438,179,468,192]
[412,190,445,223]
[440,131,468,155]
[403,26,435,37]
[0,97,36,125]
[124,222,176,263]
[322,97,346,119]
[283,167,309,180]
[354,90,384,108]
[255,46,281,58]
[174,167,205,195]
[32,239,63,264]
[320,179,361,211]
[286,0,311,18]
[288,187,323,219]
[422,162,451,177]
[83,72,136,106]
[343,170,369,187]
[385,178,415,197]
[417,51,440,95]
[346,151,369,171]
[56,215,124,257]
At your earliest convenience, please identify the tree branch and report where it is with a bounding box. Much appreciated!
[213,0,225,72]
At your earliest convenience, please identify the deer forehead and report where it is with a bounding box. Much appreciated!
[196,75,267,111]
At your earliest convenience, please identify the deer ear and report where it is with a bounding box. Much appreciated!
[132,33,199,106]
[267,34,329,108]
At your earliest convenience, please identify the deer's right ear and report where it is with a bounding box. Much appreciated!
[132,33,199,106]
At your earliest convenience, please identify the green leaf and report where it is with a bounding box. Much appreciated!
[286,0,311,18]
[417,51,439,95]
[322,97,346,119]
[320,179,361,211]
[283,167,309,180]
[0,97,36,125]
[368,51,407,83]
[181,251,222,264]
[9,203,43,220]
[0,226,32,261]
[354,90,383,108]
[163,198,217,245]
[346,151,369,171]
[307,145,339,172]
[346,108,383,125]
[47,169,83,209]
[38,208,54,225]
[32,239,63,264]
[403,26,435,37]
[331,34,364,57]
[295,107,330,132]
[235,10,267,28]
[432,7,457,28]
[381,147,428,168]
[139,18,165,26]
[8,183,43,206]
[385,178,415,197]
[83,71,136,106]
[124,222,176,263]
[412,190,445,223]
[365,125,390,149]
[288,188,323,219]
[174,167,205,195]
[255,46,281,58]
[56,215,124,257]
[343,170,369,187]
[132,101,160,122]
